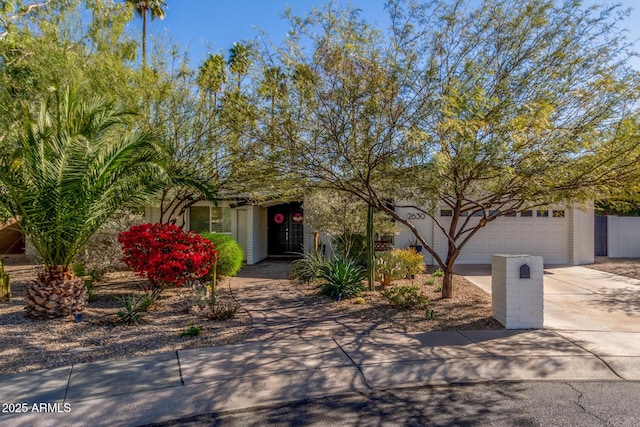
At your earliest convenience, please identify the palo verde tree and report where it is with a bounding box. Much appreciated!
[263,0,640,298]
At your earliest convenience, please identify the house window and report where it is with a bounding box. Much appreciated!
[520,210,533,217]
[189,206,231,234]
[440,209,453,217]
[537,209,549,217]
[505,210,517,217]
[553,210,565,218]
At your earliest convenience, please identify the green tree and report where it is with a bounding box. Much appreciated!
[0,85,168,318]
[126,0,167,68]
[146,50,220,225]
[228,42,252,91]
[263,0,640,298]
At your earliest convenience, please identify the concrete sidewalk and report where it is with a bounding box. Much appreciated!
[1,328,639,426]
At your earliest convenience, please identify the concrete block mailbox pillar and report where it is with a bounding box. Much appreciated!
[491,255,544,329]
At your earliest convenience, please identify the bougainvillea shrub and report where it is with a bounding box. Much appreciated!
[118,223,217,288]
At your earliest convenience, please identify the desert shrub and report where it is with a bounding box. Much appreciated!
[119,223,217,289]
[291,250,328,282]
[113,295,145,325]
[394,248,425,277]
[200,232,243,277]
[206,301,239,320]
[375,249,425,284]
[381,285,430,309]
[317,257,366,299]
[374,251,405,284]
[432,268,444,277]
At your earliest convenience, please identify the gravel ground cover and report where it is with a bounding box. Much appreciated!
[1,256,500,375]
[585,257,640,280]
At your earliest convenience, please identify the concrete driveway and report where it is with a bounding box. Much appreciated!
[454,264,640,332]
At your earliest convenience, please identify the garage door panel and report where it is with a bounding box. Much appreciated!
[435,216,568,264]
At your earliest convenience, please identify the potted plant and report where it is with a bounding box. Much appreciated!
[408,238,423,254]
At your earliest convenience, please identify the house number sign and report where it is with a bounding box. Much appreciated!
[407,212,426,220]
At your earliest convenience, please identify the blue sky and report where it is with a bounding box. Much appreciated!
[140,0,640,69]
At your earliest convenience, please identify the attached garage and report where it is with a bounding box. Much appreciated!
[396,204,594,266]
[435,209,570,264]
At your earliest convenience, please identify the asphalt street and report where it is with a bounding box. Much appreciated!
[143,381,640,427]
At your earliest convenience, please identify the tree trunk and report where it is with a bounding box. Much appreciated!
[366,204,375,291]
[142,9,148,69]
[442,264,454,299]
[24,266,87,318]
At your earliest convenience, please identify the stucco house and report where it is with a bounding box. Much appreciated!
[146,199,596,266]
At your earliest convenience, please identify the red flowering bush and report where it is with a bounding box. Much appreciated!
[118,223,217,288]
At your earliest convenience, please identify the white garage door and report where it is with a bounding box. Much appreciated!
[435,209,569,264]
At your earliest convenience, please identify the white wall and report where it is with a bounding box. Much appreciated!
[608,216,640,258]
[394,204,434,264]
[244,205,268,265]
[568,204,595,265]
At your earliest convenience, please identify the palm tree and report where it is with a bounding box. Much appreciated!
[127,0,167,68]
[197,53,227,177]
[197,53,227,106]
[259,66,287,117]
[0,85,168,318]
[227,42,252,92]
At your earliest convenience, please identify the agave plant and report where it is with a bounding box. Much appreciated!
[316,257,366,300]
[0,85,168,318]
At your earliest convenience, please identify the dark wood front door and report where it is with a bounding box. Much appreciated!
[268,203,304,255]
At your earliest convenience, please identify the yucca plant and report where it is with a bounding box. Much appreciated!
[317,257,366,300]
[290,250,328,282]
[0,85,168,318]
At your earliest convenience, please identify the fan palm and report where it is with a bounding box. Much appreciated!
[228,42,252,91]
[0,86,168,318]
[127,0,167,68]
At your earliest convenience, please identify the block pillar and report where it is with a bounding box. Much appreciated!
[491,254,544,329]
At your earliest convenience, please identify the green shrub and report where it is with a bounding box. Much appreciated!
[381,285,430,309]
[317,257,366,300]
[180,323,203,337]
[291,250,328,282]
[84,279,97,303]
[73,262,87,277]
[200,232,243,277]
[432,268,444,277]
[424,277,436,286]
[333,233,367,266]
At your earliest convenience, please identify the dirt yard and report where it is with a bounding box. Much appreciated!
[0,256,500,375]
[585,257,640,280]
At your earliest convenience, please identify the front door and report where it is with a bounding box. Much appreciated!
[268,203,304,255]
